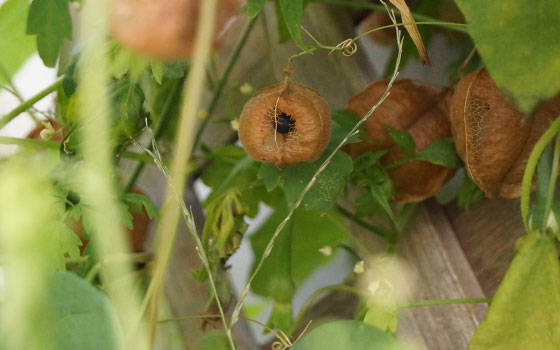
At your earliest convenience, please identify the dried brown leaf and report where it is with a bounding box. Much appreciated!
[388,0,431,65]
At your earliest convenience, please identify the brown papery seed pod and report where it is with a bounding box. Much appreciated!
[450,67,560,198]
[111,0,242,60]
[238,81,331,168]
[347,80,454,203]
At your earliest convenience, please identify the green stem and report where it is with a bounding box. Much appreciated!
[544,132,560,224]
[0,76,64,129]
[521,116,560,230]
[0,135,162,165]
[192,16,258,150]
[139,1,235,348]
[289,285,370,336]
[336,204,389,239]
[123,79,183,193]
[0,61,40,124]
[399,297,491,309]
[0,136,59,149]
[313,0,467,32]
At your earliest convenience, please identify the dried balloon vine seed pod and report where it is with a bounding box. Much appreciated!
[450,67,560,198]
[110,0,242,60]
[238,66,331,168]
[346,79,454,203]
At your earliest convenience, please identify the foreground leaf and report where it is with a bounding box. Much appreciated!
[26,0,72,67]
[469,232,560,350]
[0,0,36,83]
[278,0,307,49]
[293,320,404,350]
[455,0,560,114]
[42,272,124,350]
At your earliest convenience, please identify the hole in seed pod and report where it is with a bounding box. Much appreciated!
[274,112,296,134]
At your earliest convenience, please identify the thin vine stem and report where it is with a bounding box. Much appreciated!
[229,1,405,332]
[521,116,560,231]
[292,20,465,61]
[192,16,258,151]
[0,76,63,129]
[399,297,492,308]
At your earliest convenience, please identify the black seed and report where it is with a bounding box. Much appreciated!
[274,112,295,134]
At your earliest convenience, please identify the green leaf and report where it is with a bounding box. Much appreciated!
[122,192,159,220]
[250,208,349,300]
[385,125,415,157]
[150,60,164,85]
[0,0,36,83]
[247,0,267,18]
[278,0,307,49]
[109,79,145,146]
[274,0,291,43]
[199,331,230,350]
[259,162,281,191]
[293,320,404,350]
[455,0,560,114]
[26,0,72,67]
[56,222,83,261]
[282,150,353,212]
[369,184,395,221]
[456,172,484,212]
[37,272,125,350]
[414,138,462,168]
[469,232,560,350]
[331,109,366,145]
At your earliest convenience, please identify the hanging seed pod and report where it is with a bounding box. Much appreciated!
[238,80,331,168]
[347,80,454,202]
[111,0,241,60]
[450,67,560,198]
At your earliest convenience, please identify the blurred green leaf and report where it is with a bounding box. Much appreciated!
[385,125,415,157]
[274,0,292,43]
[40,272,124,350]
[0,0,36,83]
[278,0,307,49]
[293,320,404,350]
[415,138,462,168]
[199,331,230,350]
[150,60,164,85]
[250,208,349,299]
[247,0,267,18]
[26,0,72,67]
[469,232,560,350]
[269,301,293,333]
[455,0,560,114]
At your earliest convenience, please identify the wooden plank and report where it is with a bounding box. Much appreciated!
[394,201,486,349]
[444,199,524,296]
